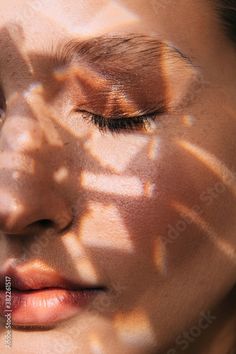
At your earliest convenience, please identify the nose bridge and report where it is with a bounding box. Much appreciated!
[1,98,44,153]
[0,96,73,235]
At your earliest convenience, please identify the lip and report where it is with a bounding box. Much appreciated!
[0,264,106,326]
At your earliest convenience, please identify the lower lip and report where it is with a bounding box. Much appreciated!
[0,288,104,326]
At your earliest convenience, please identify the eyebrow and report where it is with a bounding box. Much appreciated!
[52,34,193,69]
[27,33,196,112]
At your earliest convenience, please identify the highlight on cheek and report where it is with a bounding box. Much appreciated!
[81,172,146,197]
[147,136,160,160]
[84,132,150,173]
[79,202,134,252]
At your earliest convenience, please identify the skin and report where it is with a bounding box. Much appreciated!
[0,0,236,353]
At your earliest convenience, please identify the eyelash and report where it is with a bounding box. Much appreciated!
[80,108,166,133]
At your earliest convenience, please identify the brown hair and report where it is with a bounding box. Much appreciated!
[217,0,236,43]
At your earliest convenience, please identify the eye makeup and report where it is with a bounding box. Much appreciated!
[77,105,166,133]
[22,33,199,136]
[83,111,158,133]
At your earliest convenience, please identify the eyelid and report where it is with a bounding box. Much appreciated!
[76,100,167,119]
[77,105,166,133]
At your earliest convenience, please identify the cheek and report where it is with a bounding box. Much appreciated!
[83,130,154,174]
[63,130,163,282]
[75,122,211,253]
[65,101,236,276]
[78,130,161,244]
[151,106,236,287]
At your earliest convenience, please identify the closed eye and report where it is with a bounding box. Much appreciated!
[77,105,167,134]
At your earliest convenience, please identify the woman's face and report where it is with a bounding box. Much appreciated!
[0,1,236,353]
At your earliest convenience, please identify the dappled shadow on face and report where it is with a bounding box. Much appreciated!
[0,21,236,353]
[0,24,169,344]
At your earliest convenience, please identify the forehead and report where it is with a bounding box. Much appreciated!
[0,0,220,54]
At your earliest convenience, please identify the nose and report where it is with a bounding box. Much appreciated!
[0,100,73,235]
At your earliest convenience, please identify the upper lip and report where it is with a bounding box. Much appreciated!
[0,263,105,292]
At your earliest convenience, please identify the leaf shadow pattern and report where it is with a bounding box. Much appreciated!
[0,23,169,350]
[0,21,235,354]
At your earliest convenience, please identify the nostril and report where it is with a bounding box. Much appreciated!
[0,185,73,235]
[39,219,54,228]
[27,219,55,231]
[26,216,72,234]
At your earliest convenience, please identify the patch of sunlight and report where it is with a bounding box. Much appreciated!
[53,167,69,183]
[68,2,139,37]
[16,260,58,274]
[81,172,145,197]
[182,115,196,127]
[161,43,196,107]
[153,237,167,275]
[79,201,134,252]
[26,1,138,39]
[1,109,45,152]
[148,137,160,160]
[61,232,84,258]
[113,307,156,347]
[60,231,100,285]
[144,181,156,198]
[89,334,106,354]
[26,96,64,147]
[0,152,35,174]
[102,88,140,118]
[178,140,236,196]
[0,196,25,231]
[84,132,149,174]
[23,82,43,101]
[74,258,100,284]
